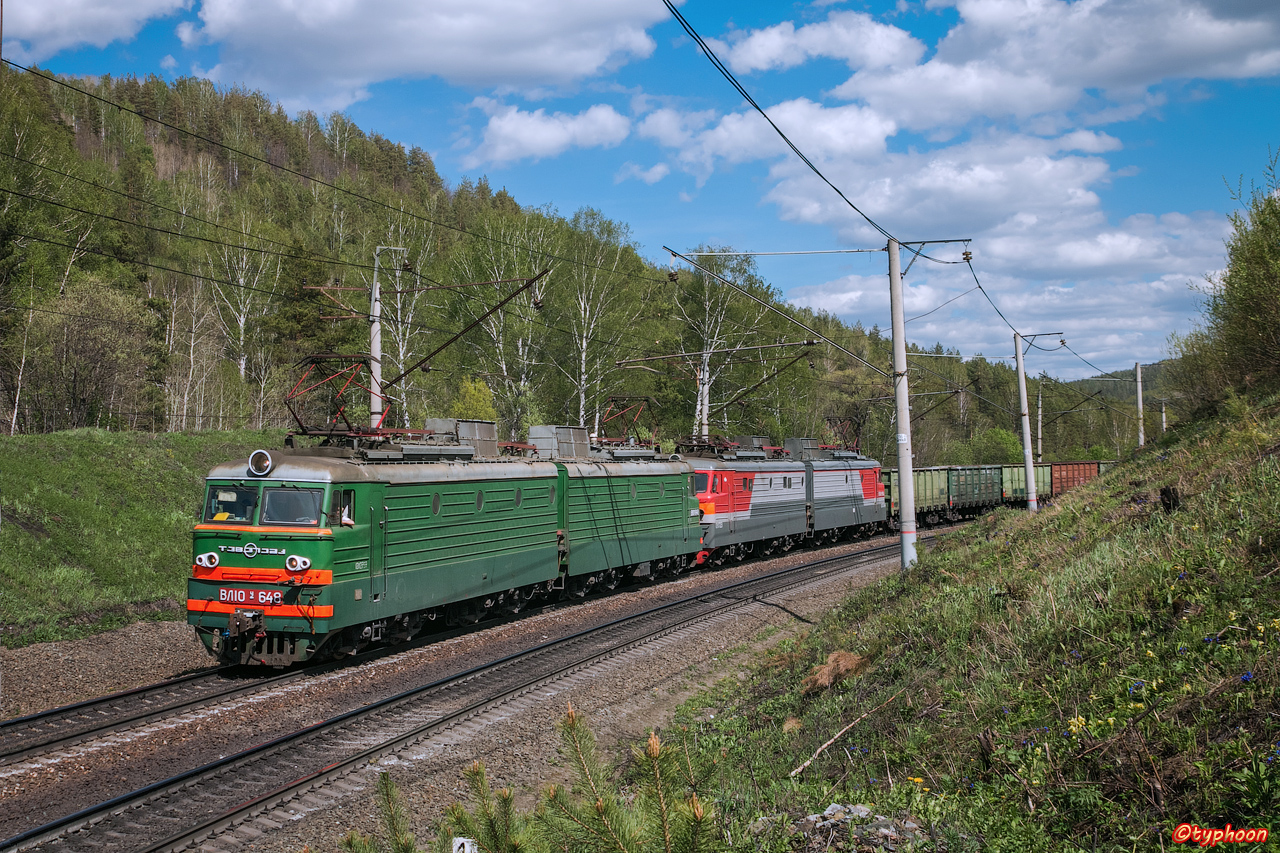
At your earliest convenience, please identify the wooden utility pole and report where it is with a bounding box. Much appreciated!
[889,238,917,568]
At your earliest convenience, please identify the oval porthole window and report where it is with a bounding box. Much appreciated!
[514,487,523,508]
[550,484,557,505]
[431,493,441,515]
[630,483,637,501]
[659,482,665,499]
[476,491,485,512]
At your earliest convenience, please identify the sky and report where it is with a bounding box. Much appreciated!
[6,0,1280,378]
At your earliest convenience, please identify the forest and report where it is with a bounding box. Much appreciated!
[0,65,1163,464]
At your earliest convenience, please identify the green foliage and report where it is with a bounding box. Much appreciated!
[450,377,499,422]
[435,761,528,853]
[0,64,1140,458]
[0,428,284,645]
[342,772,422,853]
[1170,151,1280,406]
[430,705,722,853]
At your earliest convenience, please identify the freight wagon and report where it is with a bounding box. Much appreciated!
[1001,463,1053,504]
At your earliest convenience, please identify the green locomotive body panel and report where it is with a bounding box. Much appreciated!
[379,466,561,607]
[558,461,697,576]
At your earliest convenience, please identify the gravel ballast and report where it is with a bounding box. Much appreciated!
[1,538,902,851]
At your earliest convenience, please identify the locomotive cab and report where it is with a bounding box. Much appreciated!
[187,452,368,667]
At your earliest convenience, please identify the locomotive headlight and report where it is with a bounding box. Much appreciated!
[195,554,206,567]
[286,554,309,572]
[195,552,219,567]
[248,449,273,476]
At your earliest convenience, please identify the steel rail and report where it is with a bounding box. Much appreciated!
[2,539,916,853]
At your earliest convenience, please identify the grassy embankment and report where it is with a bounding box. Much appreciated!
[415,398,1279,853]
[0,429,284,646]
[670,395,1280,850]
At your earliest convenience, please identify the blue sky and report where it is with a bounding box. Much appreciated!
[8,0,1280,377]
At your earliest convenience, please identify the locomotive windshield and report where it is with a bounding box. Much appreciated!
[694,473,709,494]
[261,488,324,526]
[204,486,258,523]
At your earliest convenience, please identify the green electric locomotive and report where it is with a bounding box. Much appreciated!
[187,422,700,666]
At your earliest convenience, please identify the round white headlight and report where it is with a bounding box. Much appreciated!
[286,554,304,572]
[248,449,273,476]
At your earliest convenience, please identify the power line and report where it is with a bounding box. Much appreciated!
[1,182,381,271]
[667,247,890,378]
[905,286,979,324]
[661,1,894,243]
[0,148,363,268]
[1,58,670,286]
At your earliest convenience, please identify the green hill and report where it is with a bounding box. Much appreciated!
[0,429,281,645]
[663,396,1280,849]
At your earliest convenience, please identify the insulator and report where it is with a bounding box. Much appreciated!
[667,271,678,282]
[962,251,972,262]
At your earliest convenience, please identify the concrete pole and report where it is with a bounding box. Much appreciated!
[370,249,384,429]
[1162,400,1167,434]
[888,238,917,569]
[1036,382,1043,462]
[1014,333,1038,512]
[1135,362,1144,447]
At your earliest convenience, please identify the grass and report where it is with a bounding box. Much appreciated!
[0,428,285,646]
[670,396,1280,850]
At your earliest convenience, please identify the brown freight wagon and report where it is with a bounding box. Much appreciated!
[1051,460,1100,494]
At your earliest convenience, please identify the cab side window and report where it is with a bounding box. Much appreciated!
[329,489,355,527]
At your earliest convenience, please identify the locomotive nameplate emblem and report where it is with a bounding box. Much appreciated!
[217,543,286,559]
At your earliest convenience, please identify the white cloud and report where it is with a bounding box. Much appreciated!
[710,11,925,74]
[466,101,630,167]
[649,99,896,181]
[3,0,188,63]
[186,0,669,111]
[616,162,670,184]
[831,0,1280,131]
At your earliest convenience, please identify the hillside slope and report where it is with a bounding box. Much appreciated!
[671,396,1280,849]
[421,399,1279,852]
[0,429,282,646]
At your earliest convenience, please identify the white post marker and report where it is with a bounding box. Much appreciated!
[1014,333,1038,512]
[888,238,917,569]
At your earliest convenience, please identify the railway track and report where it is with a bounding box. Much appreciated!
[2,539,911,853]
[0,667,261,766]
